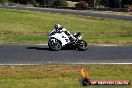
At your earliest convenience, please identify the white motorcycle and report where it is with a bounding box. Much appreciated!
[48,30,88,51]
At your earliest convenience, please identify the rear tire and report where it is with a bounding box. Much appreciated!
[77,40,88,51]
[48,39,62,51]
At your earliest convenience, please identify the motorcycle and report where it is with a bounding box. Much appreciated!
[48,30,88,51]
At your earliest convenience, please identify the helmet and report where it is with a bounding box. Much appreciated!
[54,24,61,32]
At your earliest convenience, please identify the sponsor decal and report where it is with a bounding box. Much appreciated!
[90,80,130,85]
[79,68,131,86]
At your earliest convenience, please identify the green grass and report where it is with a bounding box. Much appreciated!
[0,65,131,88]
[0,8,132,45]
[78,10,132,16]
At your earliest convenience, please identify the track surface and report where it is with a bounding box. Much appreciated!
[0,5,132,21]
[0,45,132,65]
[0,6,132,64]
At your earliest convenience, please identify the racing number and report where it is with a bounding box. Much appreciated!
[62,36,69,42]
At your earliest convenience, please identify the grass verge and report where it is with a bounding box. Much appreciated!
[0,64,131,88]
[0,8,132,45]
[78,10,132,16]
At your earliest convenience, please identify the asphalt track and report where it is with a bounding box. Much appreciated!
[0,45,132,65]
[0,6,132,65]
[0,5,132,21]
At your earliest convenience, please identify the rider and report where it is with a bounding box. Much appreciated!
[54,24,75,42]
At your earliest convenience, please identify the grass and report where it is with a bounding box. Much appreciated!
[0,65,131,88]
[0,8,132,45]
[78,10,132,16]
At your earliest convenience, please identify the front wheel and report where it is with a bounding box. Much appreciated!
[76,40,88,51]
[48,39,62,51]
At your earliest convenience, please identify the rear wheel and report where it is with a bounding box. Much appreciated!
[48,39,62,51]
[77,40,88,51]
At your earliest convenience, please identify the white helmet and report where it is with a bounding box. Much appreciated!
[54,24,61,32]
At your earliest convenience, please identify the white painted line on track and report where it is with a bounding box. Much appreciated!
[0,64,38,66]
[69,63,132,65]
[35,44,48,45]
[35,43,120,46]
[94,44,118,46]
[0,63,132,66]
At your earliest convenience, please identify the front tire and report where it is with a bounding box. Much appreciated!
[77,40,88,51]
[48,39,62,51]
